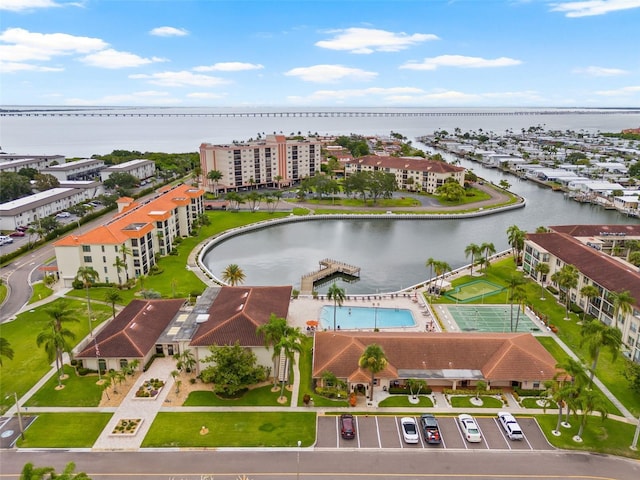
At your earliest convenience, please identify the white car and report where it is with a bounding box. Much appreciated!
[400,417,420,444]
[56,211,71,218]
[497,411,524,440]
[458,414,482,443]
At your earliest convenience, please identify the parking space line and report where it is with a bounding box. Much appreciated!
[335,416,340,448]
[476,421,490,449]
[416,416,425,448]
[492,417,512,450]
[354,416,361,448]
[453,417,468,449]
[375,416,382,448]
[394,417,404,448]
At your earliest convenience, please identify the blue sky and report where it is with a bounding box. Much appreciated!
[1,0,639,107]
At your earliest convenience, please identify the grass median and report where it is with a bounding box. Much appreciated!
[16,412,112,448]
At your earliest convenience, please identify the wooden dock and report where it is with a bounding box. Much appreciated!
[300,259,361,294]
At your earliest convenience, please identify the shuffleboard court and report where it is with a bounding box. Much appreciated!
[444,279,505,303]
[441,305,542,333]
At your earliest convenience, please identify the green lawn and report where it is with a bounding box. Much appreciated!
[378,395,434,408]
[28,282,54,304]
[536,414,640,460]
[25,365,105,407]
[449,395,504,408]
[0,298,111,414]
[142,412,316,448]
[183,384,291,406]
[0,283,7,304]
[16,413,112,448]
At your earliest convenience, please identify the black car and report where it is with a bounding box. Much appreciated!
[340,414,355,439]
[420,414,441,444]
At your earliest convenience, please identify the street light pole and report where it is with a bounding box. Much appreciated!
[6,392,25,441]
[296,440,302,480]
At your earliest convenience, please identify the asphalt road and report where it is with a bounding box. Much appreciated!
[0,449,638,479]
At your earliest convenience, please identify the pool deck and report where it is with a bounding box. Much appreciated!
[287,291,439,333]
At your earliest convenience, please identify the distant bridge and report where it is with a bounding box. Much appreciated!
[1,109,638,118]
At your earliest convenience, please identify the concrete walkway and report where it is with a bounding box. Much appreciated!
[92,356,176,450]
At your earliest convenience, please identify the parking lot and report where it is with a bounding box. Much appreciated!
[316,414,554,450]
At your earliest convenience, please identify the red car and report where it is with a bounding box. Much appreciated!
[9,231,25,237]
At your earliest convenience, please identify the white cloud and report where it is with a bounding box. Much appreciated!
[0,61,63,72]
[187,92,227,99]
[194,62,264,72]
[130,70,230,87]
[594,85,640,96]
[80,49,166,69]
[0,28,107,62]
[401,55,522,70]
[1,0,62,12]
[284,64,377,83]
[315,27,438,54]
[149,26,189,37]
[65,91,180,106]
[289,86,425,102]
[549,0,640,17]
[573,65,629,76]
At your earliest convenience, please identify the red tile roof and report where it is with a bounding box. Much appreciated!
[312,331,558,382]
[549,224,640,237]
[190,286,292,347]
[346,155,465,174]
[76,298,185,359]
[527,232,640,308]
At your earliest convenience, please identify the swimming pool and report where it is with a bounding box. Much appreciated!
[319,305,416,330]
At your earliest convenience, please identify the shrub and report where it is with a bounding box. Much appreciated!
[514,386,546,397]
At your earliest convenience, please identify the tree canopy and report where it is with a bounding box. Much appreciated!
[200,342,268,396]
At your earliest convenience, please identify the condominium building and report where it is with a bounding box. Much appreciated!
[199,134,322,192]
[0,155,64,173]
[54,183,204,287]
[523,225,640,363]
[100,159,156,182]
[43,158,105,181]
[344,155,465,194]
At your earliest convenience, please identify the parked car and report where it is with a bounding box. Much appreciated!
[497,411,524,440]
[9,231,25,237]
[16,225,29,232]
[458,414,482,443]
[400,417,419,444]
[56,211,71,218]
[420,414,441,444]
[340,414,355,439]
[0,235,14,245]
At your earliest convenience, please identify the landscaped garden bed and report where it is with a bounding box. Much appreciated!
[135,378,165,398]
[111,418,142,435]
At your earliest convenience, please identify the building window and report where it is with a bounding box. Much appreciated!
[131,239,138,246]
[83,256,92,263]
[82,245,91,252]
[119,359,128,369]
[98,359,106,372]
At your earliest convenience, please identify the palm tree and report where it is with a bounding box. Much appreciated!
[75,266,99,335]
[480,242,496,272]
[275,328,304,400]
[118,244,133,282]
[511,285,528,332]
[506,273,524,332]
[257,313,291,387]
[326,282,346,331]
[113,256,125,287]
[574,389,608,441]
[221,264,246,286]
[37,322,75,388]
[506,225,526,265]
[579,285,600,323]
[434,260,451,295]
[207,169,223,196]
[358,343,388,403]
[103,288,122,319]
[274,174,283,189]
[534,262,550,299]
[551,264,578,320]
[555,357,589,426]
[580,319,622,386]
[610,290,635,329]
[464,243,482,276]
[425,257,436,292]
[0,337,15,366]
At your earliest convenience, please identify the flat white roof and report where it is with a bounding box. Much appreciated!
[0,188,75,210]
